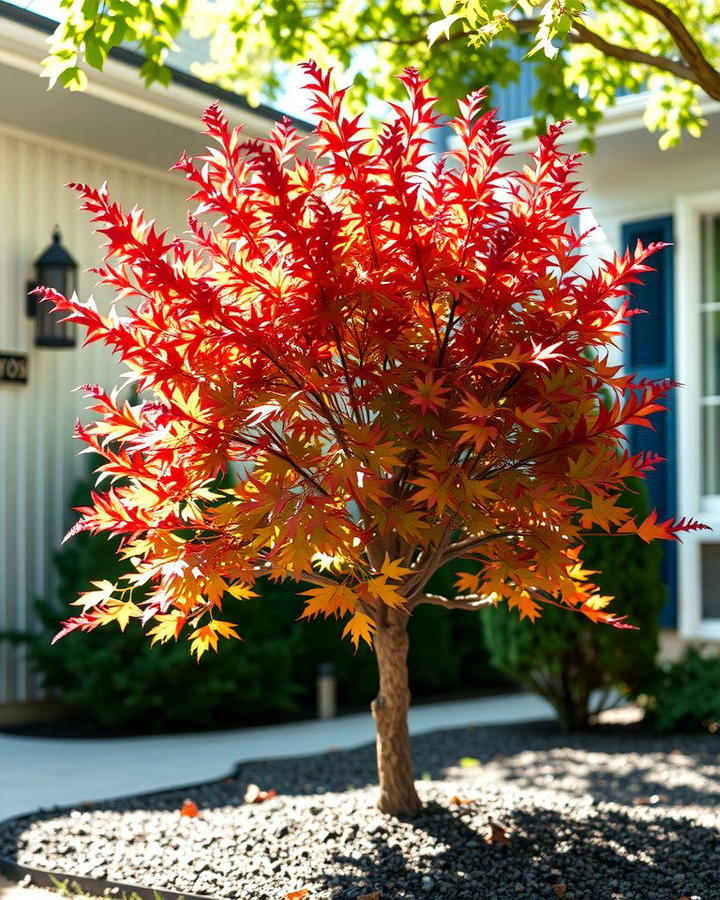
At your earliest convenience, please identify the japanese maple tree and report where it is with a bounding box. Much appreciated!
[46,63,705,816]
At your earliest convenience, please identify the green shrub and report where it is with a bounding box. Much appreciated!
[635,648,720,732]
[481,478,666,730]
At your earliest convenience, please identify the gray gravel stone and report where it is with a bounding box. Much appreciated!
[1,716,719,899]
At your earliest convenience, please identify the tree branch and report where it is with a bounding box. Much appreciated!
[440,531,523,566]
[570,19,701,87]
[621,0,720,99]
[414,591,494,612]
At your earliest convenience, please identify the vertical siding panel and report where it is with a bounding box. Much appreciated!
[0,128,191,706]
[0,132,11,705]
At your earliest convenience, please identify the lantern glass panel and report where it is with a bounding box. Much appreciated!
[34,251,78,348]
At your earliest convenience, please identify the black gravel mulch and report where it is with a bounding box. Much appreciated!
[1,714,719,900]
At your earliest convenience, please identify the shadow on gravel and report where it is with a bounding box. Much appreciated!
[232,719,720,809]
[312,801,719,900]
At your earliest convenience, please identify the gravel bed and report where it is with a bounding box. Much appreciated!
[1,713,719,900]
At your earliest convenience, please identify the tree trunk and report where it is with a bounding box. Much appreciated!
[371,610,422,816]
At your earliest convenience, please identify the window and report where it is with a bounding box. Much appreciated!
[701,214,720,496]
[702,543,720,619]
[699,213,720,622]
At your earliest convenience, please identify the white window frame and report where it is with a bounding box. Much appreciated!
[676,189,720,639]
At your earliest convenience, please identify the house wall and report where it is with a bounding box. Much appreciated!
[0,124,191,705]
[578,113,720,644]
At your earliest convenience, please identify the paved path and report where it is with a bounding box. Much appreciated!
[0,693,552,822]
[0,878,63,900]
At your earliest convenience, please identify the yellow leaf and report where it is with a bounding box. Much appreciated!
[189,624,219,660]
[71,579,116,610]
[299,583,356,619]
[380,556,413,581]
[147,612,187,646]
[342,611,375,649]
[227,582,257,601]
[366,575,406,608]
[96,597,142,631]
[210,619,241,641]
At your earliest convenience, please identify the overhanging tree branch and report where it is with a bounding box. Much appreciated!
[570,19,701,87]
[621,0,720,99]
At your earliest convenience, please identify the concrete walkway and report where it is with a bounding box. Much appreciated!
[0,877,60,900]
[0,692,552,821]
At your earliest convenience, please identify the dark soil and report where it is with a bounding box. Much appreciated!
[1,713,718,900]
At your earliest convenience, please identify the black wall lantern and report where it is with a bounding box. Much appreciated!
[27,228,77,348]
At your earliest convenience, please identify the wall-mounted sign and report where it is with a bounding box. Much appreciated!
[0,353,28,384]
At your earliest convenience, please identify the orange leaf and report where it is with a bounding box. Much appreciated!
[342,611,376,649]
[179,799,199,818]
[487,819,511,844]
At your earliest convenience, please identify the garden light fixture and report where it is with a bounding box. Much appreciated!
[27,228,77,348]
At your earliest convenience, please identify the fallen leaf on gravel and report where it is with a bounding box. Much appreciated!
[553,884,567,898]
[459,756,480,768]
[357,892,382,900]
[632,794,667,806]
[487,819,511,844]
[285,891,309,899]
[244,783,278,804]
[179,799,199,818]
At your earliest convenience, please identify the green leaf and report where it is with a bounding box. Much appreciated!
[58,65,89,91]
[459,756,480,768]
[427,13,463,47]
[84,37,106,70]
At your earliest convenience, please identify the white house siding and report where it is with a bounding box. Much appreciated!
[0,125,192,704]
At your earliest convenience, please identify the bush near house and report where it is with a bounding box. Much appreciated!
[636,648,720,733]
[482,478,666,730]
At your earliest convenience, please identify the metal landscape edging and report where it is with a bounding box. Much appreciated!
[0,855,219,900]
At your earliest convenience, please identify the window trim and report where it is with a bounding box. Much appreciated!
[676,190,720,638]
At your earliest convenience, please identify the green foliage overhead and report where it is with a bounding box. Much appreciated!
[44,0,720,147]
[481,478,666,730]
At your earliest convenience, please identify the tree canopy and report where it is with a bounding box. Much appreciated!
[44,63,706,814]
[47,63,704,654]
[45,0,720,148]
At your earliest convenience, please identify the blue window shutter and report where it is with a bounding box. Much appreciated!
[621,216,677,627]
